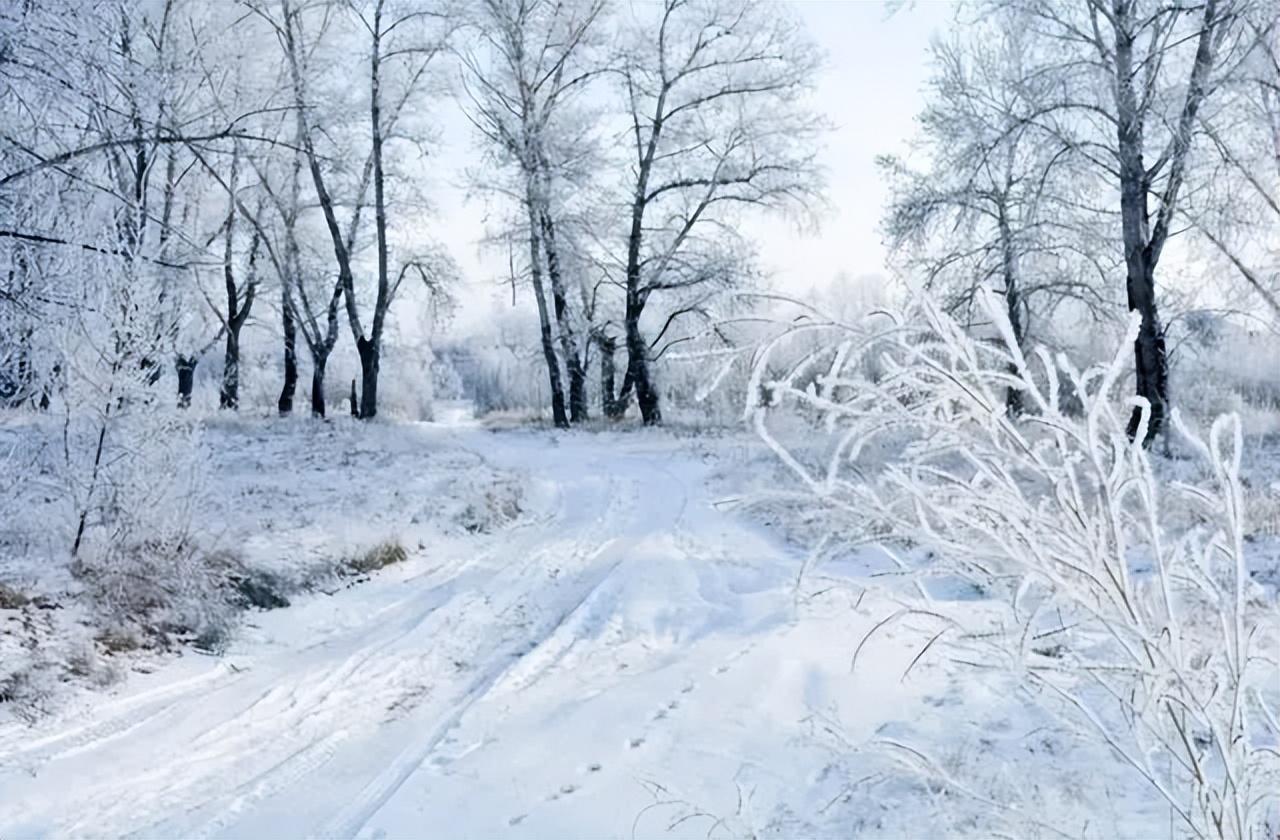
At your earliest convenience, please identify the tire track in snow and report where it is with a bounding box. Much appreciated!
[316,477,640,838]
[63,566,502,837]
[4,457,568,833]
[317,546,623,839]
[0,663,245,770]
[136,463,632,838]
[0,434,693,838]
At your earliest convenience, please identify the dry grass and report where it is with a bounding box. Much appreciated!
[346,540,410,574]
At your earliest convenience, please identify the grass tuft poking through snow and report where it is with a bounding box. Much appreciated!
[346,540,410,575]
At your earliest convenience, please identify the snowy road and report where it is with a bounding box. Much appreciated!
[0,428,915,838]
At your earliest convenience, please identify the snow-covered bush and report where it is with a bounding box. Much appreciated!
[441,340,553,418]
[52,256,233,647]
[1170,320,1280,438]
[751,290,1280,838]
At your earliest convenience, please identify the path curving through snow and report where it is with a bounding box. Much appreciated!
[0,426,966,838]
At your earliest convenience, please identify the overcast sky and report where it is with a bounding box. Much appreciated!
[433,0,957,333]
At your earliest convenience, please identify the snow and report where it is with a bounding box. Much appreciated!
[0,417,1192,837]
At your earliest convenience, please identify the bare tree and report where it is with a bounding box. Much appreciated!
[274,0,454,419]
[613,0,824,425]
[1000,0,1250,442]
[463,0,608,427]
[881,21,1120,413]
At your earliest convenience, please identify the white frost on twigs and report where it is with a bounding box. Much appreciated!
[752,287,1280,838]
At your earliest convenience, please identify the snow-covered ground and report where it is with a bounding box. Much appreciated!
[0,416,1214,837]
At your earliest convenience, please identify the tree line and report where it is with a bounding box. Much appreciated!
[0,0,823,427]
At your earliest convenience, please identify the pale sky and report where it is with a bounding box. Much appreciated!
[747,1,955,294]
[432,0,958,333]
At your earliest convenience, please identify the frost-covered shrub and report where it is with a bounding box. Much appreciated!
[376,344,437,421]
[444,342,552,418]
[50,255,236,646]
[1171,320,1280,436]
[453,479,524,534]
[752,290,1280,838]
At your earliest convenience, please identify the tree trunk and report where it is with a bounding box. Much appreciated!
[310,354,328,418]
[218,328,241,409]
[2,328,33,409]
[1107,0,1219,444]
[1116,108,1167,442]
[356,336,378,419]
[625,294,660,425]
[1125,257,1168,443]
[175,355,197,409]
[599,334,618,418]
[278,293,298,415]
[610,368,633,420]
[539,210,587,422]
[363,11,388,423]
[524,203,568,428]
[998,205,1024,416]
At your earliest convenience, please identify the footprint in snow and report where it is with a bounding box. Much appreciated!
[628,736,645,749]
[508,814,527,827]
[548,783,578,800]
[712,645,755,676]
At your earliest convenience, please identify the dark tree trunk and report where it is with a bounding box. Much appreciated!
[218,329,241,409]
[1116,113,1168,444]
[624,295,660,425]
[998,206,1024,417]
[350,378,359,417]
[539,210,587,423]
[1125,258,1168,443]
[362,15,388,424]
[1115,22,1167,445]
[1107,0,1218,444]
[279,294,298,415]
[610,368,633,420]
[310,355,328,418]
[540,319,569,428]
[356,336,378,419]
[564,350,587,423]
[175,355,197,409]
[599,334,619,418]
[621,84,665,427]
[523,202,568,428]
[2,328,33,409]
[566,353,587,422]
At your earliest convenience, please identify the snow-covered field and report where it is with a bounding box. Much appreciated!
[0,412,1214,838]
